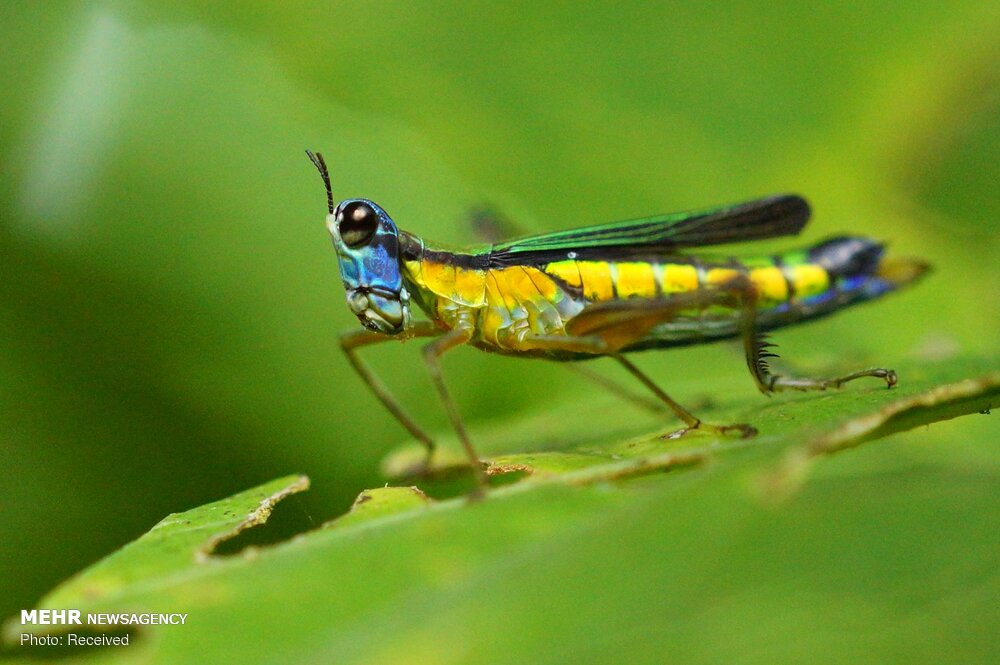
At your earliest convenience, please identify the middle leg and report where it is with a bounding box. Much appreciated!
[421,323,488,487]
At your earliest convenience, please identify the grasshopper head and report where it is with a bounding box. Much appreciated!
[328,198,410,334]
[307,151,410,335]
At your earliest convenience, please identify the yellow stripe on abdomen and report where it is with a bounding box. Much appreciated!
[660,264,698,293]
[546,260,661,302]
[544,260,582,289]
[577,262,615,301]
[613,262,657,298]
[705,267,741,287]
[789,264,829,299]
[749,266,789,305]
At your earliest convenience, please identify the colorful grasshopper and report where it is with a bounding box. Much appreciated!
[307,151,928,485]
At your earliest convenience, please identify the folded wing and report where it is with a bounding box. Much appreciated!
[489,194,810,267]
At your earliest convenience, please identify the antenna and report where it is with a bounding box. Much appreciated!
[305,150,334,214]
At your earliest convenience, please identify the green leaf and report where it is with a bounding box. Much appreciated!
[385,356,999,489]
[5,357,998,663]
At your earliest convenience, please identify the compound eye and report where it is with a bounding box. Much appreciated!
[338,202,378,248]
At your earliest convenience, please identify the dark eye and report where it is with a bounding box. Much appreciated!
[338,202,378,248]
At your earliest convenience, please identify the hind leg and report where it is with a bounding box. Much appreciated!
[613,354,757,439]
[740,294,897,394]
[748,344,897,393]
[522,328,756,439]
[564,362,667,414]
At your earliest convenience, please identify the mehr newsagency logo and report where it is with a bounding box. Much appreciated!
[18,609,188,647]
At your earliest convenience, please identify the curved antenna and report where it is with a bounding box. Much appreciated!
[305,150,334,214]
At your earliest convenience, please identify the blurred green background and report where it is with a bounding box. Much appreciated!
[1,0,997,629]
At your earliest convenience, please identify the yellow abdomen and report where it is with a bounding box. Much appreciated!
[404,253,832,352]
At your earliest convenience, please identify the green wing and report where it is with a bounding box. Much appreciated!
[489,194,809,267]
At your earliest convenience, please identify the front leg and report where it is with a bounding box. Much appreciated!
[340,321,442,468]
